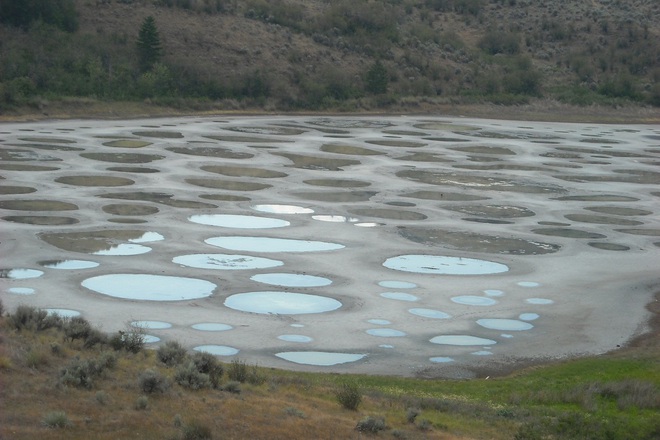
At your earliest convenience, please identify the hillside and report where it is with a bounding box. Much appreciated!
[1,0,659,115]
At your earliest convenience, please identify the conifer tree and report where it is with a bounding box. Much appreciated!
[136,16,163,72]
[365,60,388,95]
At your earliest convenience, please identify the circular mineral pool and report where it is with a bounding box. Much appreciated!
[93,243,152,256]
[378,280,417,289]
[451,296,498,306]
[130,321,172,329]
[408,308,451,319]
[193,345,239,356]
[275,351,366,366]
[250,273,332,287]
[205,236,344,253]
[518,281,540,287]
[383,255,509,275]
[526,298,554,305]
[430,335,497,346]
[191,323,233,332]
[82,274,216,301]
[367,319,392,325]
[40,259,100,270]
[1,268,44,279]
[483,289,504,297]
[430,357,454,363]
[252,204,314,214]
[189,214,290,229]
[312,215,359,223]
[476,319,534,331]
[471,350,493,356]
[173,254,284,270]
[519,313,540,321]
[355,222,381,228]
[366,328,407,337]
[45,308,81,318]
[143,335,161,344]
[380,292,419,302]
[278,335,313,343]
[7,287,36,295]
[224,291,342,315]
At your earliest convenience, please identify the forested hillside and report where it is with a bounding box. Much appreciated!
[1,0,659,113]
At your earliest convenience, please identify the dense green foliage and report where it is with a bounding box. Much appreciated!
[0,0,78,32]
[0,0,658,112]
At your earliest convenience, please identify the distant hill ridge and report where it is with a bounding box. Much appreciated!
[0,0,658,112]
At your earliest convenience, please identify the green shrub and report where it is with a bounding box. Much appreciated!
[109,329,145,353]
[174,361,211,390]
[8,306,61,331]
[182,419,213,440]
[138,369,170,394]
[222,381,241,394]
[478,30,520,55]
[355,415,386,433]
[157,341,188,366]
[284,407,306,418]
[63,316,92,342]
[42,411,71,428]
[191,351,224,388]
[227,358,248,383]
[405,407,420,424]
[59,357,100,388]
[336,381,362,410]
[25,348,50,369]
[134,395,149,410]
[95,391,109,405]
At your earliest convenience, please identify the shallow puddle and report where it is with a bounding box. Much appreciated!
[0,164,60,171]
[532,228,607,239]
[189,214,289,228]
[450,146,516,155]
[46,309,81,318]
[80,152,165,163]
[588,242,630,251]
[252,204,314,214]
[106,166,160,173]
[1,268,44,279]
[444,205,535,218]
[185,178,271,191]
[393,152,452,162]
[200,165,287,178]
[303,179,371,188]
[379,292,419,302]
[518,281,540,287]
[430,357,455,363]
[399,227,560,255]
[275,351,366,366]
[132,130,183,138]
[563,214,642,226]
[366,328,406,337]
[368,319,391,325]
[312,215,359,223]
[292,191,377,203]
[39,260,99,270]
[167,146,254,159]
[429,335,497,346]
[101,192,216,209]
[102,204,159,216]
[250,273,332,287]
[408,308,451,319]
[55,175,135,187]
[384,254,509,275]
[206,236,344,253]
[0,186,37,195]
[554,195,639,202]
[224,291,341,314]
[6,287,36,295]
[615,228,660,236]
[225,125,305,136]
[272,152,360,170]
[348,208,427,221]
[278,335,313,343]
[199,194,251,202]
[401,190,489,202]
[477,319,533,331]
[193,345,239,356]
[173,254,284,270]
[2,216,79,225]
[397,170,563,194]
[366,140,426,148]
[103,140,152,148]
[519,313,539,321]
[378,280,417,289]
[82,274,216,301]
[320,144,384,155]
[0,200,78,211]
[39,230,162,254]
[526,298,554,305]
[584,206,652,216]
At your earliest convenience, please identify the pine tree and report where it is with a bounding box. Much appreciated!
[136,16,163,72]
[365,60,388,95]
